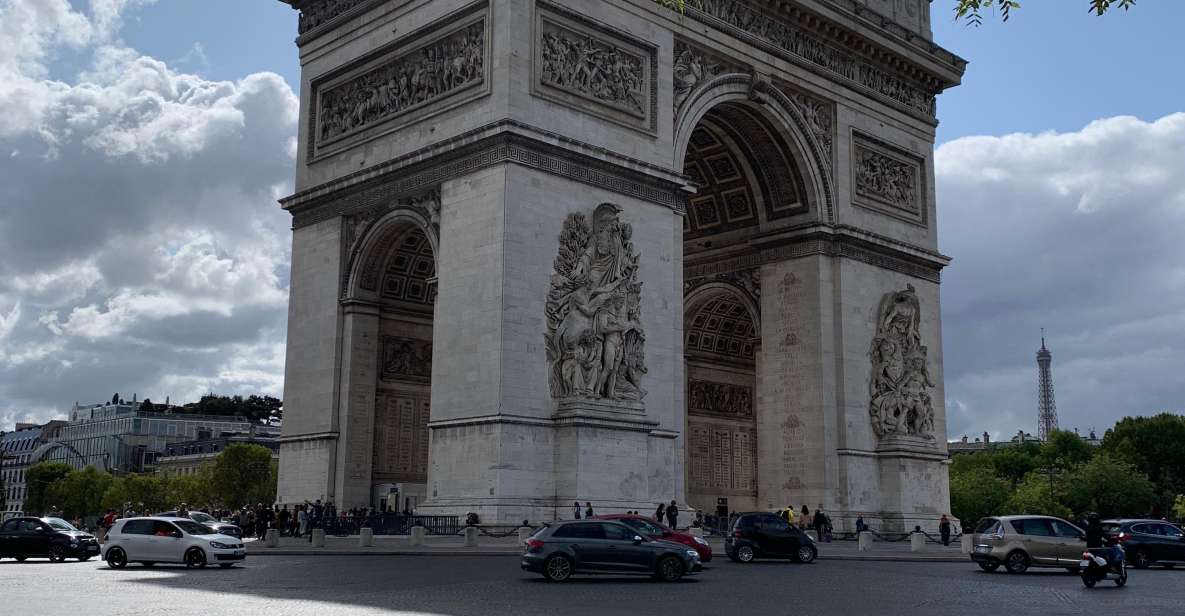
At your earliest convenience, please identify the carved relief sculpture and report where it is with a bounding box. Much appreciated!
[780,87,834,172]
[544,204,647,402]
[688,379,753,417]
[854,145,919,214]
[316,22,485,144]
[295,0,370,35]
[868,285,935,439]
[673,42,737,110]
[540,21,646,115]
[381,336,432,382]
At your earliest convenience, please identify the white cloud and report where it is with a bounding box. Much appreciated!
[0,0,297,427]
[938,113,1185,439]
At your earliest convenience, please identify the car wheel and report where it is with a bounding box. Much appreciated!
[977,561,1000,572]
[48,545,67,563]
[1004,550,1030,574]
[14,555,27,562]
[795,545,817,564]
[655,555,684,582]
[185,548,207,569]
[1081,574,1096,588]
[543,554,573,582]
[106,547,127,569]
[1132,549,1150,569]
[736,545,756,563]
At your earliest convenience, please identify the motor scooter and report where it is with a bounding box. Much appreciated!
[1079,543,1127,588]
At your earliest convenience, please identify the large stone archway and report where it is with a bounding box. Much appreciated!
[277,0,964,529]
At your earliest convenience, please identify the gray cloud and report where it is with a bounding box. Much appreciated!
[937,114,1185,439]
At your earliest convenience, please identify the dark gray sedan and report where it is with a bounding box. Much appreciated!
[521,520,702,582]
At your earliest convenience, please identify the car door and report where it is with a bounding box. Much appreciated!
[151,520,185,562]
[0,519,20,556]
[1011,518,1059,565]
[1049,519,1086,565]
[551,522,608,570]
[757,514,795,555]
[118,519,155,560]
[1160,523,1185,562]
[600,522,651,572]
[23,520,52,557]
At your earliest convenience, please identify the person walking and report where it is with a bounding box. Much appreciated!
[813,506,826,540]
[584,502,594,519]
[939,514,952,547]
[781,504,796,527]
[855,515,866,533]
[298,504,309,538]
[573,501,582,520]
[665,500,679,529]
[801,504,810,520]
[654,502,666,523]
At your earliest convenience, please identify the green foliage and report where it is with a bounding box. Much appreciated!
[1174,495,1185,522]
[991,447,1039,486]
[1101,413,1185,508]
[101,473,171,514]
[1039,430,1095,469]
[43,467,112,519]
[167,471,215,508]
[1064,454,1154,518]
[24,462,73,516]
[209,443,277,509]
[139,398,155,413]
[954,0,1136,25]
[950,467,1011,525]
[177,394,282,425]
[1004,471,1073,519]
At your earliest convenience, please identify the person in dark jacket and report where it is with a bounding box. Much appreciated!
[813,507,827,539]
[666,500,679,529]
[584,502,594,518]
[939,515,952,546]
[654,503,666,522]
[573,501,582,519]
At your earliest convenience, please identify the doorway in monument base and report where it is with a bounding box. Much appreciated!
[369,226,435,513]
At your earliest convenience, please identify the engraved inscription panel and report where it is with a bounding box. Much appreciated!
[373,389,431,482]
[688,419,758,495]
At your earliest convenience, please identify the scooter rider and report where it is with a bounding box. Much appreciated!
[1085,512,1122,571]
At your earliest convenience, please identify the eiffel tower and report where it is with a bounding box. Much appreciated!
[1037,330,1058,441]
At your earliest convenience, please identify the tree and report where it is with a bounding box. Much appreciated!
[1039,430,1094,469]
[950,466,1011,525]
[1173,495,1185,522]
[43,467,112,519]
[101,473,170,514]
[209,444,276,509]
[954,0,1136,25]
[167,471,215,509]
[1101,413,1185,508]
[1063,454,1154,519]
[1005,472,1073,520]
[991,447,1040,486]
[24,462,73,516]
[139,398,155,413]
[178,394,282,425]
[111,393,120,405]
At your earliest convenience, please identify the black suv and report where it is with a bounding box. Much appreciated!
[725,512,817,564]
[521,520,701,582]
[1102,519,1185,569]
[0,517,101,562]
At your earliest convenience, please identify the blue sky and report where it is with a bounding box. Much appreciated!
[2,1,1182,439]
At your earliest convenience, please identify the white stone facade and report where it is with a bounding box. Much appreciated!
[277,0,965,529]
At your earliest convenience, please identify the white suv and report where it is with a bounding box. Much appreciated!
[103,517,246,569]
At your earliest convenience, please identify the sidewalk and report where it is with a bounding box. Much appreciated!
[247,534,968,563]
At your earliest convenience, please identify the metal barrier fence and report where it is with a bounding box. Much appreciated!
[323,514,461,537]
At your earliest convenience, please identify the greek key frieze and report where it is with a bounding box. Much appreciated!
[534,2,657,134]
[311,13,486,156]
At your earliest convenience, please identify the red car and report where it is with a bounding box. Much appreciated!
[594,514,713,562]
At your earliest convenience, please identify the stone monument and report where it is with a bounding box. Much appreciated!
[275,0,965,531]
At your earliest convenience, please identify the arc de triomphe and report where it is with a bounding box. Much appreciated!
[275,0,965,531]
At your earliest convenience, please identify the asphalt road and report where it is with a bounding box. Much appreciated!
[3,553,1183,616]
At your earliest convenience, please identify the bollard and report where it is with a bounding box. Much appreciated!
[463,526,479,547]
[805,530,818,542]
[410,525,426,546]
[264,528,279,548]
[910,532,925,553]
[858,531,872,552]
[960,534,973,555]
[311,528,325,548]
[359,527,374,548]
[517,527,533,545]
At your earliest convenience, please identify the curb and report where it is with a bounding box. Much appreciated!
[247,549,967,563]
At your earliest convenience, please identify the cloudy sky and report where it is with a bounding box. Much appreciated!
[0,1,1182,440]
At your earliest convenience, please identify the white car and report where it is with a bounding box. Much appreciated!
[102,517,246,569]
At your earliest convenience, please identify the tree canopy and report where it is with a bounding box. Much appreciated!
[24,462,73,516]
[175,394,282,425]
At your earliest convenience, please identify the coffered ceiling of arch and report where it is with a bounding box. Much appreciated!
[686,294,757,361]
[380,228,436,307]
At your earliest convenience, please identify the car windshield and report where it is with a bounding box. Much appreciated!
[175,520,217,536]
[974,518,999,534]
[189,512,215,523]
[42,517,77,531]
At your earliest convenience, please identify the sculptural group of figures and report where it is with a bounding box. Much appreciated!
[855,148,917,212]
[688,380,753,417]
[319,24,484,142]
[868,285,935,439]
[545,204,647,402]
[540,27,645,114]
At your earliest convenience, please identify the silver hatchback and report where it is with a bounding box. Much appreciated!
[971,515,1086,573]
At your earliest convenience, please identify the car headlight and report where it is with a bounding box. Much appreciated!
[70,539,79,545]
[686,549,700,559]
[693,536,708,546]
[210,541,235,549]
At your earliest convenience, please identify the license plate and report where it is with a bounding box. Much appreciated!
[87,545,100,552]
[234,549,246,556]
[974,546,991,554]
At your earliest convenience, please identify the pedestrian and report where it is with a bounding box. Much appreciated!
[298,504,309,538]
[585,502,594,519]
[666,500,679,529]
[278,505,291,537]
[813,506,826,539]
[573,501,582,520]
[855,515,866,533]
[781,504,796,527]
[801,504,810,520]
[654,502,666,522]
[939,514,951,547]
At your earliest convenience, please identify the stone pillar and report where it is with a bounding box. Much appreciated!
[311,529,325,548]
[910,532,926,552]
[359,527,374,547]
[463,526,479,547]
[409,525,426,546]
[264,528,279,548]
[858,531,873,552]
[334,300,381,509]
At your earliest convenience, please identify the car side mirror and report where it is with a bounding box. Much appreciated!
[633,535,644,545]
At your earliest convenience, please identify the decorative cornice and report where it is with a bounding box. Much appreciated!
[281,121,689,228]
